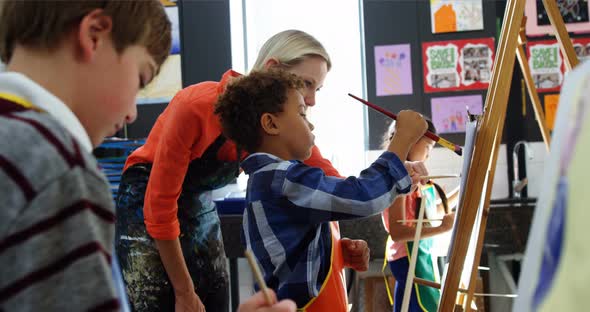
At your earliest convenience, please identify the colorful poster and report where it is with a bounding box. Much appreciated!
[525,0,590,36]
[528,41,563,92]
[430,0,484,34]
[374,44,413,96]
[544,94,559,130]
[572,37,590,62]
[430,95,483,134]
[527,38,590,92]
[423,38,494,93]
[137,2,182,105]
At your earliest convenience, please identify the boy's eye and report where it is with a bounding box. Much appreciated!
[305,80,313,88]
[300,113,307,118]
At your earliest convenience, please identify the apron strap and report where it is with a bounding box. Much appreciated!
[202,134,241,178]
[202,134,227,159]
[382,237,394,306]
[300,223,347,312]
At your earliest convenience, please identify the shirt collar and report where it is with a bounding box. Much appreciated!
[217,69,242,94]
[241,152,294,174]
[0,72,93,152]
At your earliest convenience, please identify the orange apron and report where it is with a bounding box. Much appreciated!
[301,222,348,312]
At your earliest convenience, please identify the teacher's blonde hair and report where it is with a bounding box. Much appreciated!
[251,29,332,71]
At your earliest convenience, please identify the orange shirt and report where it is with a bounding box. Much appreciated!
[125,70,341,240]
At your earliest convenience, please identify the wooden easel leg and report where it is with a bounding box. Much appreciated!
[401,197,427,312]
[541,0,579,70]
[464,110,509,311]
[464,134,502,311]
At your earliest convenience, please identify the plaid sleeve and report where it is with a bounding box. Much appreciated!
[281,151,411,222]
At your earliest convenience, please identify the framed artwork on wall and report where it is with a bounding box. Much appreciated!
[136,0,182,105]
[525,0,590,36]
[374,44,413,96]
[430,95,483,134]
[430,0,484,34]
[422,37,495,92]
[527,37,590,92]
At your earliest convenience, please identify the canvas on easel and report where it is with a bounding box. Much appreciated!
[514,60,590,312]
[439,117,485,304]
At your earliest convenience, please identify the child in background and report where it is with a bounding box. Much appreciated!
[215,69,429,311]
[381,119,459,312]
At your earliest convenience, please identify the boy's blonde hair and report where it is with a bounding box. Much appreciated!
[0,0,171,68]
[251,30,332,72]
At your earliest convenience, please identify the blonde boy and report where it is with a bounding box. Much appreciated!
[0,1,170,310]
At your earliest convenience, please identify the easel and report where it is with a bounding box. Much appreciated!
[399,0,579,311]
[437,1,580,311]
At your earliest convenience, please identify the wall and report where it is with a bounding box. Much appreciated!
[125,0,232,139]
[362,1,566,199]
[123,1,554,199]
[361,1,510,197]
[363,0,497,150]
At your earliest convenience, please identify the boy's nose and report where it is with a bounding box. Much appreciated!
[126,106,138,124]
[304,91,316,107]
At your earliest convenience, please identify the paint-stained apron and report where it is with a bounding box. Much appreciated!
[387,186,441,312]
[115,135,238,312]
[300,222,348,312]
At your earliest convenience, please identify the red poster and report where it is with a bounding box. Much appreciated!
[422,37,495,93]
[527,38,590,92]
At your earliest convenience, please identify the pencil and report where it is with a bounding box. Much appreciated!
[244,249,274,305]
[348,93,463,156]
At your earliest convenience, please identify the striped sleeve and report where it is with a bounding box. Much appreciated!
[0,167,120,311]
[281,151,411,222]
[0,110,120,311]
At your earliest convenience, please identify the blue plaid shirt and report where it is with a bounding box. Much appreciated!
[240,152,412,307]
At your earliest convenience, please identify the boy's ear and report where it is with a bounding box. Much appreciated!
[263,58,280,69]
[260,113,280,135]
[77,9,113,62]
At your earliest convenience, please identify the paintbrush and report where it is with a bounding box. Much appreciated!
[348,93,463,156]
[244,249,274,305]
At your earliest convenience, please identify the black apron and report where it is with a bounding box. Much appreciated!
[115,135,239,312]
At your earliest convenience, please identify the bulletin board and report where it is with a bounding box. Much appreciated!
[363,1,497,150]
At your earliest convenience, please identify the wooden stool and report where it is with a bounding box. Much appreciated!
[362,274,395,312]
